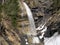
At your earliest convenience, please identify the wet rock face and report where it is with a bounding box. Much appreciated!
[25,0,60,25]
[25,0,53,14]
[25,0,53,23]
[25,0,60,17]
[44,21,60,38]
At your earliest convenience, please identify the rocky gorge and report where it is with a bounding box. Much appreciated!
[0,0,60,45]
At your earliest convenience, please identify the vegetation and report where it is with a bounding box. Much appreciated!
[4,0,19,27]
[53,0,60,9]
[0,1,2,22]
[0,0,60,45]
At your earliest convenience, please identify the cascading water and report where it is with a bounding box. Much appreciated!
[23,2,41,44]
[23,2,36,35]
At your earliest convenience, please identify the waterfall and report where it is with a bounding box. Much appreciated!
[23,2,36,35]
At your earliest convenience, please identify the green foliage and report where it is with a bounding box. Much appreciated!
[53,0,60,8]
[0,0,2,12]
[0,2,2,22]
[4,0,19,15]
[4,0,19,27]
[0,4,2,12]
